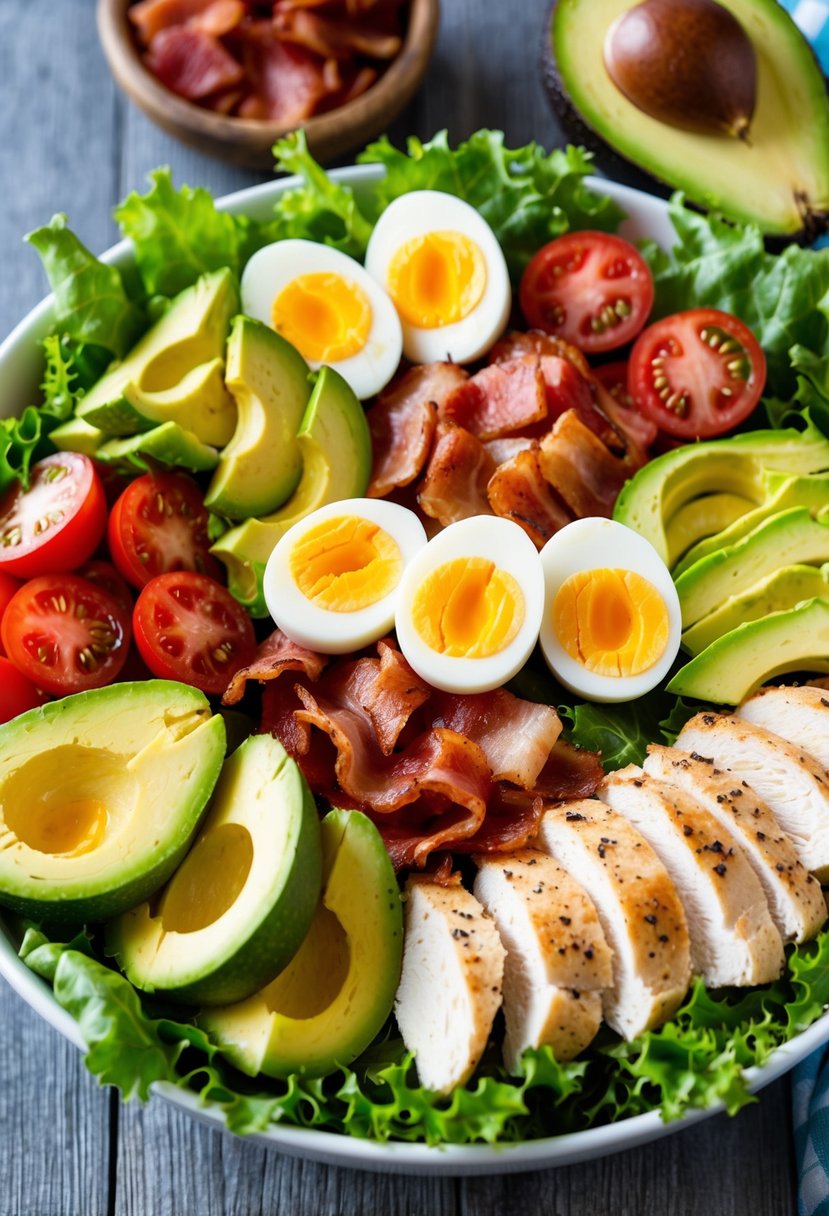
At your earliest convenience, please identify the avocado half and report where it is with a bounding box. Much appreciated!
[541,0,829,239]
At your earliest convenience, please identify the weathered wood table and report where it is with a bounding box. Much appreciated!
[0,1,799,1211]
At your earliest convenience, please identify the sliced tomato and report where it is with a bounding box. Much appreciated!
[0,656,48,723]
[628,308,767,439]
[77,560,134,612]
[133,572,256,696]
[0,452,106,578]
[1,574,131,695]
[107,471,222,590]
[0,571,23,655]
[519,232,654,354]
[593,360,635,410]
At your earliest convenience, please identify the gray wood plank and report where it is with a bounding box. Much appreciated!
[0,979,111,1216]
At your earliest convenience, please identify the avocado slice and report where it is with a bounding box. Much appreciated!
[107,734,321,1006]
[613,420,829,564]
[212,366,372,617]
[543,0,829,237]
[677,506,829,627]
[95,421,219,473]
[668,598,829,704]
[49,414,103,456]
[673,471,829,576]
[0,681,225,923]
[77,269,238,447]
[204,317,312,520]
[200,808,402,1078]
[665,491,755,568]
[682,562,829,655]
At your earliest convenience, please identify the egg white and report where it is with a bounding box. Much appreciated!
[395,516,544,694]
[539,518,682,703]
[240,239,403,401]
[263,498,428,654]
[364,191,511,365]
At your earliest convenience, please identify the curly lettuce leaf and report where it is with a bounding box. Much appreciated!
[39,334,78,425]
[26,215,145,360]
[114,168,277,299]
[0,407,42,494]
[559,697,665,769]
[272,130,374,257]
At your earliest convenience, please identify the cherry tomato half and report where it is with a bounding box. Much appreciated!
[0,452,106,578]
[0,656,48,723]
[133,572,256,696]
[592,359,658,448]
[519,231,654,354]
[0,571,23,655]
[77,560,134,613]
[627,308,767,439]
[107,471,222,591]
[1,574,131,696]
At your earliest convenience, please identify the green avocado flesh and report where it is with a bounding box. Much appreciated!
[95,421,219,473]
[200,809,403,1079]
[682,562,829,655]
[669,598,829,703]
[613,421,829,565]
[676,506,829,627]
[108,734,321,1006]
[665,492,755,569]
[204,317,312,520]
[0,682,225,922]
[212,365,372,617]
[77,269,238,446]
[549,0,829,235]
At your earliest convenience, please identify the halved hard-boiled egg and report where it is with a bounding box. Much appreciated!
[539,518,681,703]
[240,239,403,400]
[364,191,511,364]
[263,499,427,654]
[395,517,544,694]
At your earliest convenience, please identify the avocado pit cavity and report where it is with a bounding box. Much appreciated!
[604,0,757,140]
[158,823,254,934]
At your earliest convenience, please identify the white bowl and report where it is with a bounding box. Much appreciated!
[0,166,825,1176]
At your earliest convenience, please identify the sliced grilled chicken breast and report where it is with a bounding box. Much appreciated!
[394,879,505,1094]
[474,848,612,1073]
[737,685,829,771]
[644,745,825,943]
[600,767,784,987]
[538,801,691,1039]
[676,712,829,879]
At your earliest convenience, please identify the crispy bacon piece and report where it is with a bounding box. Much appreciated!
[274,7,403,59]
[191,0,245,36]
[538,410,638,518]
[483,436,533,465]
[335,640,431,756]
[237,24,329,123]
[531,739,605,802]
[592,378,658,450]
[146,26,245,99]
[223,628,327,706]
[487,443,572,547]
[430,689,562,790]
[452,788,544,855]
[366,363,466,498]
[130,0,221,43]
[441,357,547,440]
[489,330,592,378]
[418,423,496,526]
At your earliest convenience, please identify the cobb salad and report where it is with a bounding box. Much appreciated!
[1,129,829,1148]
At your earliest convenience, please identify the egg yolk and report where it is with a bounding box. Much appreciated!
[290,516,403,612]
[386,231,487,328]
[272,272,372,363]
[552,568,670,677]
[412,557,524,658]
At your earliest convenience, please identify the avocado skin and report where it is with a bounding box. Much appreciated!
[540,0,829,240]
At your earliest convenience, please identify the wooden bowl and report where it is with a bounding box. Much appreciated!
[97,0,439,169]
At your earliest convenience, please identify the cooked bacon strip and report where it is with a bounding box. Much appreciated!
[223,628,327,706]
[260,677,344,794]
[484,436,533,465]
[418,423,496,526]
[190,0,244,36]
[335,64,378,104]
[147,26,245,99]
[451,789,544,856]
[130,0,219,43]
[489,330,592,378]
[274,7,403,59]
[337,640,431,756]
[592,379,657,449]
[441,357,547,440]
[366,363,466,497]
[531,738,605,802]
[538,410,637,518]
[238,26,329,123]
[487,443,572,547]
[430,689,562,789]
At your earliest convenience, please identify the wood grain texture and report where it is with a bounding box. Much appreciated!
[0,0,800,1212]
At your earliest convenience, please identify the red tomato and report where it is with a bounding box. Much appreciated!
[593,360,635,410]
[0,452,106,578]
[627,308,767,439]
[519,232,654,354]
[0,571,23,655]
[133,572,256,696]
[0,656,48,723]
[1,574,131,696]
[77,560,133,612]
[107,471,222,590]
